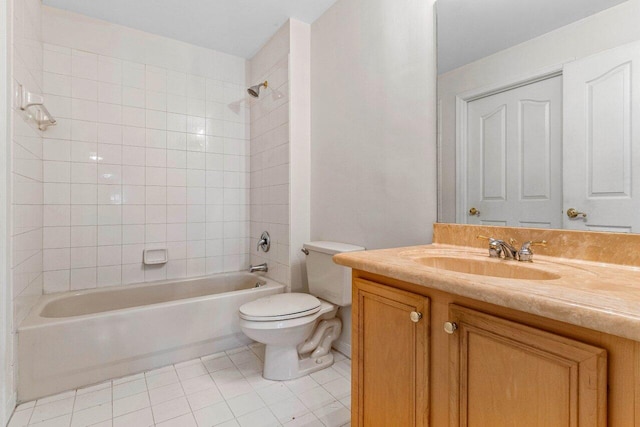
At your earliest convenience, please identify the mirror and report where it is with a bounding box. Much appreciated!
[436,0,640,232]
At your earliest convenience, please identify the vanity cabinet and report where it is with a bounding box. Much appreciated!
[351,274,624,427]
[352,278,430,426]
[449,305,607,427]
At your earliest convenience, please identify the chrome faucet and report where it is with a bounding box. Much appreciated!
[477,235,546,262]
[249,263,268,273]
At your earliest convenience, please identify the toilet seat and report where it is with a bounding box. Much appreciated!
[239,293,322,321]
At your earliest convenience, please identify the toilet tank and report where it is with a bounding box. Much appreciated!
[303,241,365,307]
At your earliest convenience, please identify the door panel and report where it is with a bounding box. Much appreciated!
[481,106,507,201]
[563,40,640,231]
[466,76,563,228]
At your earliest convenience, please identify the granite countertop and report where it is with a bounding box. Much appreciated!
[333,243,640,342]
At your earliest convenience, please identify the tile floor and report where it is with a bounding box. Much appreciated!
[8,344,351,427]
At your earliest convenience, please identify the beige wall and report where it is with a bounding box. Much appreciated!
[311,0,438,356]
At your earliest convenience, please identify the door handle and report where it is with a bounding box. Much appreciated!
[469,207,480,216]
[566,208,587,219]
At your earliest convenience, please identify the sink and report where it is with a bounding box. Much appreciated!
[414,256,560,281]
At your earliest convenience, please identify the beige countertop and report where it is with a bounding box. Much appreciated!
[334,243,640,342]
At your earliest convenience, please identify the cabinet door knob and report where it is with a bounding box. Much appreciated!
[410,311,422,323]
[444,321,458,334]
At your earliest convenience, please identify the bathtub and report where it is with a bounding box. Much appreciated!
[17,272,284,401]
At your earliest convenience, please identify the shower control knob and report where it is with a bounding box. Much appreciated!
[444,322,458,334]
[410,311,423,323]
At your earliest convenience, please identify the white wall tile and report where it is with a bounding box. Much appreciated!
[98,103,122,125]
[97,265,122,287]
[44,49,71,75]
[43,248,70,271]
[122,61,145,89]
[123,205,145,224]
[98,56,122,84]
[71,226,97,247]
[70,247,97,268]
[39,9,252,296]
[98,245,122,266]
[70,163,97,184]
[71,206,97,226]
[70,267,97,290]
[44,161,70,183]
[44,183,71,205]
[71,183,98,204]
[44,72,71,96]
[98,124,123,145]
[98,225,122,246]
[44,270,70,293]
[43,227,70,249]
[71,77,98,100]
[98,144,122,164]
[122,226,145,245]
[98,82,122,104]
[72,50,98,80]
[122,107,145,127]
[123,127,145,147]
[72,99,98,122]
[146,129,166,148]
[123,87,145,107]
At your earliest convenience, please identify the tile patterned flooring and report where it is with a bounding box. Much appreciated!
[8,344,351,427]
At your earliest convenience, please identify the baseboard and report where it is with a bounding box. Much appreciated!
[332,341,351,359]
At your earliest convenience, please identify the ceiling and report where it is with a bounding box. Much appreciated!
[42,0,338,59]
[437,0,629,74]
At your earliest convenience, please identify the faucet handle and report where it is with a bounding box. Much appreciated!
[477,235,501,258]
[518,240,547,262]
[521,240,547,250]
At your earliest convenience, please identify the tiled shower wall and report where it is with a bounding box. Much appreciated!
[40,8,250,293]
[8,0,45,412]
[249,24,291,287]
[11,0,43,333]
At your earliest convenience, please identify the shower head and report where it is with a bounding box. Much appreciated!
[247,81,268,98]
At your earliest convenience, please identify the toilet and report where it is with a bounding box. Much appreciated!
[239,241,364,380]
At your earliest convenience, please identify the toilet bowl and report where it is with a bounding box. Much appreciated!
[239,293,340,380]
[239,241,364,381]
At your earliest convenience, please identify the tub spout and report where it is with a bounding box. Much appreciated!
[249,263,268,273]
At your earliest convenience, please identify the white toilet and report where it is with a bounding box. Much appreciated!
[239,241,364,380]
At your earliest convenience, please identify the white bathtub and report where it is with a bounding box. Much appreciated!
[17,272,284,401]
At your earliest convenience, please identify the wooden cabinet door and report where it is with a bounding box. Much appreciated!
[449,305,607,427]
[352,279,430,426]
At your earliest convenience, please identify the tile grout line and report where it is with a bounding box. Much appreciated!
[143,370,157,426]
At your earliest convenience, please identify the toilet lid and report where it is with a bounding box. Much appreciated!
[239,293,322,321]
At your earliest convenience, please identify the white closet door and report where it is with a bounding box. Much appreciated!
[563,40,640,232]
[466,76,563,228]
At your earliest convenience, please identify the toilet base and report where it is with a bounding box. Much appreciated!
[263,344,335,381]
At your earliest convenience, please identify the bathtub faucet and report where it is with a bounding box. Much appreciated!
[249,263,268,273]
